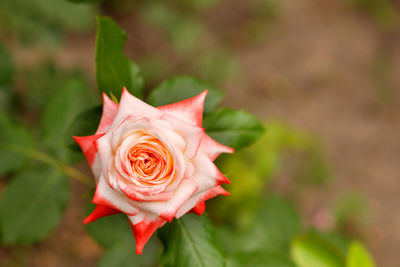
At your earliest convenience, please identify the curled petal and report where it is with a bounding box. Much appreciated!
[128,213,166,254]
[200,133,234,161]
[190,201,205,215]
[175,185,229,218]
[158,90,207,127]
[83,205,120,224]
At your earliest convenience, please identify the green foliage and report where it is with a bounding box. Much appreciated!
[0,0,95,45]
[64,106,103,150]
[203,108,265,150]
[147,76,223,113]
[0,165,69,244]
[159,213,225,267]
[0,43,14,87]
[216,195,301,254]
[346,241,376,267]
[346,0,399,29]
[85,202,132,248]
[291,234,345,267]
[67,0,104,3]
[96,16,144,99]
[227,251,295,267]
[41,79,97,161]
[0,113,34,175]
[99,237,158,267]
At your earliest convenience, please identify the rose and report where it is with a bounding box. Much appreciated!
[74,88,233,254]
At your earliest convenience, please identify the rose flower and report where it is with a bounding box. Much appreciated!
[74,88,233,254]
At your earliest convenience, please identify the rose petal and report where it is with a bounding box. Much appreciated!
[92,177,140,215]
[110,87,161,129]
[96,93,119,134]
[83,204,120,224]
[175,185,229,218]
[132,179,198,222]
[128,213,166,254]
[157,90,207,127]
[200,133,234,161]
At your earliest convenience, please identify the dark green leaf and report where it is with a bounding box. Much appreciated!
[0,113,34,175]
[41,79,96,160]
[64,106,103,151]
[0,165,69,244]
[159,213,225,267]
[291,234,345,267]
[227,251,296,267]
[203,108,264,150]
[0,42,14,86]
[99,236,158,267]
[346,241,375,267]
[96,16,144,99]
[85,202,132,248]
[147,76,223,113]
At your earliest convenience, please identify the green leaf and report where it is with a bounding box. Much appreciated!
[291,234,345,267]
[67,0,104,3]
[147,76,223,113]
[159,213,225,267]
[0,42,14,86]
[96,16,144,99]
[227,251,296,267]
[64,106,103,151]
[0,113,34,175]
[85,202,132,248]
[41,79,96,160]
[203,108,265,150]
[0,165,69,244]
[346,241,376,267]
[99,236,158,267]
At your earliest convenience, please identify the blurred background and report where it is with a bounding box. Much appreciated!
[1,0,399,266]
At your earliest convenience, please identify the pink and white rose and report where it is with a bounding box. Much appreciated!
[74,88,233,254]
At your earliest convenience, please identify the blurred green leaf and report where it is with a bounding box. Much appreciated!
[85,202,132,248]
[0,165,69,244]
[64,106,102,151]
[67,0,104,3]
[159,213,225,267]
[346,241,375,267]
[0,113,34,176]
[291,234,345,267]
[147,76,223,113]
[203,108,264,150]
[0,0,95,45]
[96,16,144,99]
[0,43,14,87]
[227,250,296,267]
[41,79,96,160]
[99,236,158,267]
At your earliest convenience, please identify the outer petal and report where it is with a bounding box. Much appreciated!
[128,213,166,254]
[83,204,120,224]
[200,133,234,161]
[96,93,119,134]
[73,134,105,179]
[190,201,205,215]
[92,177,140,215]
[132,179,199,222]
[175,185,229,218]
[192,151,230,193]
[157,90,207,127]
[110,87,161,129]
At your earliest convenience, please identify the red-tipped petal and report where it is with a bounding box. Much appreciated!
[83,205,120,224]
[200,134,234,161]
[96,93,119,134]
[158,90,207,127]
[73,134,105,165]
[190,201,206,215]
[129,216,166,254]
